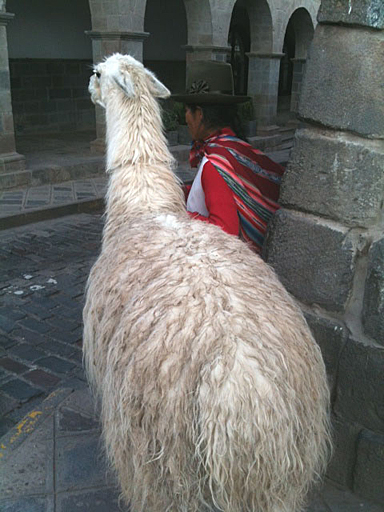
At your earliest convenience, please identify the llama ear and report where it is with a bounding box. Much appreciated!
[145,69,171,98]
[111,66,136,98]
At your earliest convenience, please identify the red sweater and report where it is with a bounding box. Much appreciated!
[185,160,239,236]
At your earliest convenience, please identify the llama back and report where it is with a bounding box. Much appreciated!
[84,214,330,512]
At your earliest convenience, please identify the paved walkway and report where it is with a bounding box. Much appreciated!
[0,162,196,230]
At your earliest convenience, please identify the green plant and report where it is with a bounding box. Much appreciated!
[172,101,186,125]
[162,108,179,132]
[237,100,254,123]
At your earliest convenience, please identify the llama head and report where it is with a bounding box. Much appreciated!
[89,53,171,108]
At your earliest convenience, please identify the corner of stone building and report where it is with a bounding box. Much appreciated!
[264,0,384,504]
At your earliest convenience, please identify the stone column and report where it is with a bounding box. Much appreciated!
[264,0,384,504]
[246,52,283,135]
[184,45,230,65]
[290,58,306,114]
[85,30,149,152]
[0,12,25,181]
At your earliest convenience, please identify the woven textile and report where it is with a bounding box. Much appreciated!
[189,128,285,253]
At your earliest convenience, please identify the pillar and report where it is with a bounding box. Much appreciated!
[85,30,149,152]
[290,58,306,114]
[0,12,25,180]
[264,0,384,504]
[184,45,230,65]
[246,52,283,134]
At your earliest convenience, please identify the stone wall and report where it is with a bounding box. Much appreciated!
[264,0,384,504]
[10,59,95,134]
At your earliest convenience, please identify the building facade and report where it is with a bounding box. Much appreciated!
[0,0,319,183]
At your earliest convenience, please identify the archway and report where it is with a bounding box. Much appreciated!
[3,0,95,183]
[143,0,187,94]
[7,0,93,136]
[277,7,314,124]
[228,0,250,96]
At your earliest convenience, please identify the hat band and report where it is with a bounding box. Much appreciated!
[188,79,233,96]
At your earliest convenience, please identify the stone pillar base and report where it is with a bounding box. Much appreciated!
[90,138,106,155]
[255,124,280,136]
[184,45,231,64]
[0,151,26,174]
[247,52,284,128]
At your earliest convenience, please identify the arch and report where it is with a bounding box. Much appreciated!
[280,7,314,58]
[144,0,187,92]
[88,0,146,32]
[247,0,273,54]
[228,0,250,95]
[6,0,94,152]
[184,0,213,46]
[277,7,315,122]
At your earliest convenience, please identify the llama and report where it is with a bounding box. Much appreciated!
[83,53,331,512]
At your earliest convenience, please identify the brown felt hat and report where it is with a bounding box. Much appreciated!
[172,60,250,104]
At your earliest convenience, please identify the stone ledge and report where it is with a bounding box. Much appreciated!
[318,0,384,30]
[0,169,31,190]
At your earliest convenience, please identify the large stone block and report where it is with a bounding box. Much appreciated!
[334,336,384,433]
[281,128,384,226]
[326,415,361,489]
[354,429,384,504]
[318,0,384,30]
[299,25,384,138]
[304,311,346,396]
[363,237,384,345]
[264,209,357,312]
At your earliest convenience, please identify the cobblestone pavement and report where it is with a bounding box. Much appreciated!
[0,213,104,437]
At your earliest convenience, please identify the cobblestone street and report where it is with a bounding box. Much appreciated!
[0,213,103,436]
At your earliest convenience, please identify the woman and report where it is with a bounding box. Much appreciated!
[172,60,285,254]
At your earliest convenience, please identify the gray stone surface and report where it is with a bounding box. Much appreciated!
[363,237,384,344]
[0,496,54,512]
[334,337,384,433]
[318,0,384,30]
[326,415,361,489]
[280,128,384,226]
[56,488,126,512]
[304,312,347,397]
[299,25,384,138]
[264,209,357,312]
[56,433,109,492]
[321,482,384,511]
[0,415,55,498]
[354,429,384,504]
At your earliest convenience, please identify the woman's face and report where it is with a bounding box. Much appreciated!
[185,106,205,141]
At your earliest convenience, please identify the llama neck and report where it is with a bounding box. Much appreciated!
[105,90,173,170]
[102,90,186,241]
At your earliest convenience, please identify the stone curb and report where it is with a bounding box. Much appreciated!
[0,387,74,463]
[0,197,105,231]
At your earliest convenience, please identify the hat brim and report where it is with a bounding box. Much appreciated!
[171,93,251,105]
